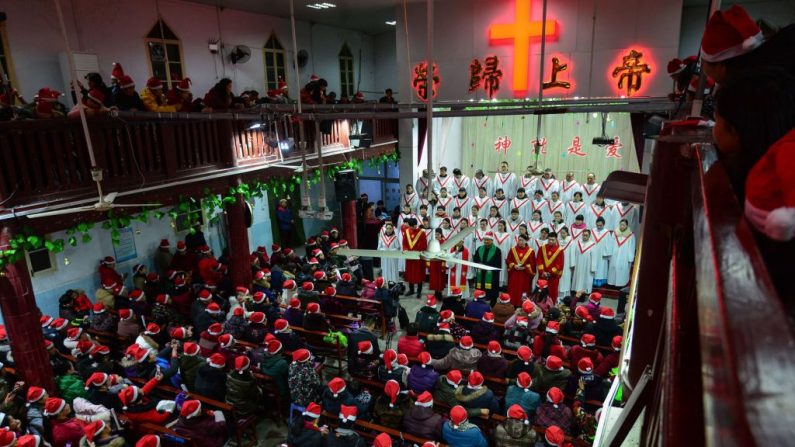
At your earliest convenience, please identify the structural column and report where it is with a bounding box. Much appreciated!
[226,177,253,288]
[341,201,358,249]
[0,225,56,392]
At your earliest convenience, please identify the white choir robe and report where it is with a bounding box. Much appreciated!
[505,218,526,236]
[569,238,599,293]
[585,203,613,229]
[510,197,533,222]
[610,203,640,234]
[465,215,480,228]
[543,200,565,225]
[581,183,601,205]
[453,196,473,218]
[538,177,560,199]
[377,232,401,283]
[530,199,548,219]
[470,176,494,198]
[492,198,510,218]
[440,228,454,244]
[450,217,465,233]
[433,175,455,195]
[565,202,588,227]
[415,177,431,196]
[452,176,472,197]
[473,196,493,219]
[417,198,432,216]
[550,221,566,235]
[396,213,417,272]
[447,247,471,296]
[557,236,575,298]
[487,217,501,231]
[591,228,613,281]
[493,172,518,199]
[559,180,582,203]
[526,221,549,243]
[570,225,588,240]
[430,214,447,230]
[437,196,454,216]
[608,232,636,287]
[518,176,538,196]
[493,231,512,286]
[402,193,420,213]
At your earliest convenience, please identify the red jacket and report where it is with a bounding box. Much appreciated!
[122,378,172,426]
[532,335,568,360]
[99,265,123,287]
[397,336,424,358]
[568,346,604,371]
[51,418,86,447]
[594,352,620,378]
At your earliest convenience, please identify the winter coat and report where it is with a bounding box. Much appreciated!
[414,306,440,333]
[117,319,140,340]
[349,354,380,380]
[477,354,509,378]
[586,302,601,322]
[568,346,604,371]
[56,374,87,404]
[585,319,623,348]
[288,360,321,406]
[464,300,492,320]
[174,414,228,447]
[258,353,289,397]
[178,355,204,391]
[442,421,489,447]
[407,365,439,394]
[504,385,541,418]
[244,322,270,344]
[334,280,357,297]
[441,297,466,316]
[72,397,111,424]
[346,328,381,362]
[141,88,177,112]
[113,90,145,111]
[226,371,261,416]
[327,428,367,447]
[275,331,306,352]
[378,365,408,389]
[594,352,620,378]
[532,335,569,360]
[397,335,424,358]
[86,388,123,413]
[530,364,572,395]
[535,401,573,434]
[26,405,46,438]
[283,308,304,328]
[503,325,534,349]
[374,393,411,429]
[455,385,499,416]
[287,419,323,447]
[90,312,118,333]
[95,288,116,310]
[507,359,536,379]
[402,404,444,440]
[223,315,249,339]
[431,347,482,373]
[194,364,227,401]
[322,388,364,417]
[470,321,499,345]
[303,313,329,333]
[565,372,604,403]
[121,398,172,427]
[494,418,538,447]
[492,302,515,324]
[425,332,455,359]
[51,418,86,447]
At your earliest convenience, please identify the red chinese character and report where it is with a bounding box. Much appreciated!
[468,59,483,93]
[494,136,512,155]
[482,56,503,99]
[606,136,623,158]
[531,138,548,155]
[566,136,587,157]
[413,62,440,102]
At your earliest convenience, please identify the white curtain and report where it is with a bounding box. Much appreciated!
[460,112,639,182]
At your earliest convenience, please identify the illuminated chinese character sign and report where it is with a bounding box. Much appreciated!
[468,56,504,98]
[612,50,651,96]
[412,62,440,102]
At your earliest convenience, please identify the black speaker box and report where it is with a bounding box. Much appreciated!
[334,171,358,202]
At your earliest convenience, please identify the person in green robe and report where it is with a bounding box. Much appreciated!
[472,232,503,305]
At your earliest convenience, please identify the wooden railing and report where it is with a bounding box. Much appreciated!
[0,115,398,207]
[604,125,795,446]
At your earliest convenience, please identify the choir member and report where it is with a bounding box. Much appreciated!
[610,202,639,234]
[468,218,491,256]
[569,229,598,294]
[495,161,519,199]
[471,168,493,198]
[452,168,471,196]
[550,211,566,234]
[448,239,470,297]
[565,192,587,226]
[473,232,503,305]
[518,165,538,195]
[527,210,548,242]
[535,232,565,301]
[607,219,636,287]
[487,206,502,230]
[402,218,427,298]
[570,215,588,240]
[466,205,481,227]
[506,208,526,235]
[416,169,431,195]
[378,222,400,283]
[450,207,464,232]
[590,218,612,288]
[581,173,600,205]
[402,184,420,213]
[556,227,575,300]
[543,191,565,224]
[433,166,453,195]
[474,187,493,219]
[431,205,448,229]
[559,172,581,203]
[492,188,510,217]
[538,168,560,199]
[585,196,612,229]
[437,187,454,216]
[506,234,536,306]
[510,188,532,222]
[454,187,473,218]
[493,220,513,287]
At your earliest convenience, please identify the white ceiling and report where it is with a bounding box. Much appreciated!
[185,0,419,34]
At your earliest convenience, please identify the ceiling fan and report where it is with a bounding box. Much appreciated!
[337,226,501,271]
[27,168,161,218]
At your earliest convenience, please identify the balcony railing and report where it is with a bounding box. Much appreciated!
[0,114,398,208]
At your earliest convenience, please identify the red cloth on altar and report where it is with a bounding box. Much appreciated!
[402,227,427,284]
[506,245,536,306]
[428,260,445,292]
[536,243,565,300]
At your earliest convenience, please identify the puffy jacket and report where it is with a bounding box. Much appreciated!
[374,393,411,429]
[140,87,177,112]
[397,335,424,358]
[95,288,116,310]
[425,332,455,359]
[595,352,620,378]
[431,347,482,373]
[492,302,515,324]
[322,388,363,417]
[225,371,261,416]
[455,385,499,416]
[407,364,439,394]
[442,421,488,447]
[568,346,604,370]
[194,364,227,401]
[464,300,491,320]
[378,365,408,389]
[174,414,228,447]
[258,352,289,397]
[470,321,499,345]
[504,385,541,418]
[414,306,440,333]
[494,418,537,447]
[532,335,568,360]
[179,355,204,391]
[585,319,623,348]
[283,308,304,328]
[402,404,444,440]
[56,374,87,404]
[477,354,508,378]
[530,364,572,395]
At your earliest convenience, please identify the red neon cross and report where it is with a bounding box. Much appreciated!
[489,0,557,95]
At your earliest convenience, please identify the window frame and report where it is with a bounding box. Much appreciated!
[144,19,186,90]
[0,22,20,94]
[263,33,287,92]
[339,44,355,98]
[26,245,57,277]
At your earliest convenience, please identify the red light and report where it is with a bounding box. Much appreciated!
[607,46,655,97]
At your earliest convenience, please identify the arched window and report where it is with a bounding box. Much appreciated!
[339,44,354,98]
[144,19,184,89]
[263,34,287,92]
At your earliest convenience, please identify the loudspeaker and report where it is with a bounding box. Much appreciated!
[334,171,358,202]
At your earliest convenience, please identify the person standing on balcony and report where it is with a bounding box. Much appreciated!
[141,77,177,113]
[276,197,294,247]
[113,75,145,111]
[379,88,397,104]
[204,78,244,111]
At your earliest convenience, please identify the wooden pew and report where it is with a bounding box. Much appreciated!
[335,294,387,338]
[321,411,450,447]
[291,326,345,372]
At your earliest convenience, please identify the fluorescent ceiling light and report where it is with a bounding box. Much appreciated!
[307,2,336,9]
[385,20,397,26]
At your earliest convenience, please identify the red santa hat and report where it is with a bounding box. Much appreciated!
[132,346,151,363]
[135,435,160,447]
[282,279,297,291]
[328,377,347,397]
[329,242,339,251]
[700,5,763,63]
[341,272,352,282]
[101,278,117,290]
[575,305,593,322]
[249,311,266,324]
[483,231,494,240]
[487,340,502,356]
[118,309,133,321]
[305,302,320,314]
[546,387,565,408]
[578,357,594,374]
[357,340,374,354]
[129,289,145,302]
[150,271,163,282]
[589,292,602,304]
[84,372,110,390]
[207,322,224,336]
[459,335,474,350]
[522,300,535,314]
[180,399,202,419]
[339,239,349,247]
[83,420,106,445]
[383,349,398,370]
[274,319,289,333]
[612,335,623,351]
[418,351,432,368]
[43,397,66,416]
[545,321,560,334]
[75,339,94,355]
[437,322,451,332]
[445,369,463,386]
[667,57,685,75]
[207,353,226,369]
[283,248,294,256]
[744,133,795,241]
[467,371,484,389]
[176,241,187,252]
[354,91,365,100]
[232,307,245,318]
[472,289,486,300]
[581,333,596,347]
[307,257,320,266]
[439,309,454,321]
[339,404,357,422]
[288,298,301,310]
[497,292,512,304]
[111,62,125,80]
[92,302,105,314]
[267,339,283,355]
[86,89,105,106]
[302,281,315,292]
[415,391,434,407]
[322,286,336,297]
[482,312,495,323]
[545,355,564,371]
[687,76,715,94]
[235,286,250,295]
[517,345,533,364]
[384,380,400,407]
[101,256,116,265]
[302,402,322,418]
[449,405,468,429]
[50,317,70,331]
[507,404,530,424]
[26,386,47,405]
[146,77,163,90]
[536,279,548,289]
[600,307,616,319]
[183,342,200,356]
[66,327,83,340]
[16,435,44,447]
[197,245,211,254]
[374,277,386,288]
[197,289,212,302]
[516,316,529,327]
[309,74,320,82]
[516,371,532,389]
[176,77,192,92]
[144,323,160,335]
[373,433,392,447]
[234,355,250,374]
[292,348,311,363]
[449,287,463,297]
[544,426,566,447]
[0,430,16,447]
[425,295,437,307]
[206,303,222,314]
[218,334,235,348]
[132,264,146,274]
[90,344,110,358]
[40,315,54,327]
